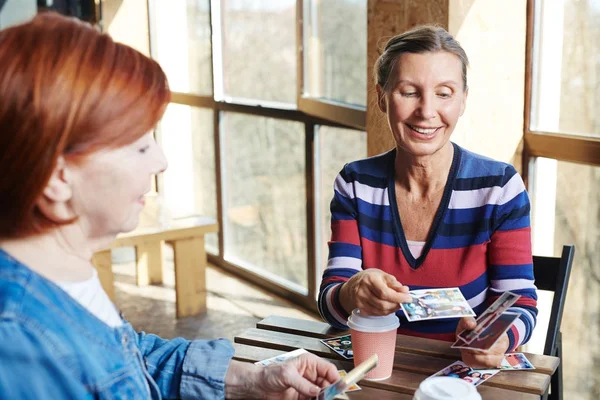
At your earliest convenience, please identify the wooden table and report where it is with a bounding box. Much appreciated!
[92,216,218,318]
[233,316,559,399]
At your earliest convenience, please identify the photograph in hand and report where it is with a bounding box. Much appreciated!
[400,288,475,322]
[456,291,521,344]
[452,312,520,350]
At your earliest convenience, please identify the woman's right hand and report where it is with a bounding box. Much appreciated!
[339,269,412,316]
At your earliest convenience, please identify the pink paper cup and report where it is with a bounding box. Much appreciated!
[347,309,399,380]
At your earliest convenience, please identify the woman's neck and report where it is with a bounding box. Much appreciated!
[0,225,111,283]
[394,142,454,198]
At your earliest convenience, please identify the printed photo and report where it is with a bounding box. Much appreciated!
[452,312,520,350]
[466,369,500,387]
[254,348,309,366]
[337,370,361,392]
[457,291,521,344]
[401,288,475,322]
[320,335,353,359]
[501,353,536,370]
[431,361,499,387]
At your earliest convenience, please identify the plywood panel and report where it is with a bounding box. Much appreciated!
[367,0,450,157]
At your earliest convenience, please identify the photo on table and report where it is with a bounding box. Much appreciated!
[501,353,536,370]
[431,361,499,387]
[452,312,520,350]
[466,369,500,386]
[457,291,521,344]
[400,288,476,322]
[320,335,353,359]
[337,370,361,392]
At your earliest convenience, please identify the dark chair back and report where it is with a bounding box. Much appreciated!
[533,244,575,400]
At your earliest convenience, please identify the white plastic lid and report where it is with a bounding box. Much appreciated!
[347,309,400,333]
[413,377,482,400]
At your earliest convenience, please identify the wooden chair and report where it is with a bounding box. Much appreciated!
[533,245,575,400]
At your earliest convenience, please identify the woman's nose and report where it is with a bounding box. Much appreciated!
[418,93,437,120]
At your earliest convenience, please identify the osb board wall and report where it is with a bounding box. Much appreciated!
[366,0,526,172]
[366,0,449,157]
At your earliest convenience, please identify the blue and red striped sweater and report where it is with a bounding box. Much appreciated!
[318,143,538,351]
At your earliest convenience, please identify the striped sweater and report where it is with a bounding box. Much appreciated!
[318,143,538,351]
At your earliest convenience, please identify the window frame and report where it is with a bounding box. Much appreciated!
[522,0,600,181]
[147,0,366,312]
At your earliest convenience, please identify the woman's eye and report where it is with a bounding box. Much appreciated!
[401,92,418,97]
[437,92,452,99]
[139,146,150,154]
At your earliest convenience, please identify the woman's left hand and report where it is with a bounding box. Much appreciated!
[455,317,510,369]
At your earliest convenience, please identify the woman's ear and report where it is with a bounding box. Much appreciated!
[376,85,387,113]
[36,156,74,221]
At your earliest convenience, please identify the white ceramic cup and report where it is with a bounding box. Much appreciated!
[413,377,482,400]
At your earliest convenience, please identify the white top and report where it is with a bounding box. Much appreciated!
[407,240,426,259]
[56,269,123,327]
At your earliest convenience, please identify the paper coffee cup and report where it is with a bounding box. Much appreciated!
[347,309,399,380]
[413,377,482,400]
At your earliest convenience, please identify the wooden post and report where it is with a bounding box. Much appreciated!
[171,236,207,318]
[135,241,164,286]
[92,249,115,302]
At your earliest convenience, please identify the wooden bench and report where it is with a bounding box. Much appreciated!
[91,216,218,318]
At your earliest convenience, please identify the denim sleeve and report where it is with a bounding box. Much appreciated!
[136,331,234,400]
[0,321,91,399]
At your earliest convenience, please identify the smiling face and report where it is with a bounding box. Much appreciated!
[69,132,168,238]
[377,51,468,157]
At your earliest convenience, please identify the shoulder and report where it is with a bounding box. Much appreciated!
[0,253,73,358]
[338,149,394,185]
[454,145,522,191]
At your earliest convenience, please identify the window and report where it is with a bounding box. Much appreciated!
[222,113,307,290]
[299,0,367,128]
[303,0,367,107]
[148,0,367,308]
[525,1,600,398]
[150,0,213,95]
[315,126,367,289]
[159,104,218,252]
[219,0,296,104]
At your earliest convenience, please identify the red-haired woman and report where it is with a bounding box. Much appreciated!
[0,13,337,399]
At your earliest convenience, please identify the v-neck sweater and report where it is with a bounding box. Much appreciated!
[318,143,538,351]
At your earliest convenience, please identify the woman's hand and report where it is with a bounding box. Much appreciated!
[225,353,339,399]
[455,317,510,369]
[339,269,412,316]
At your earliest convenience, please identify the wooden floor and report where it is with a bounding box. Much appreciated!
[111,246,317,341]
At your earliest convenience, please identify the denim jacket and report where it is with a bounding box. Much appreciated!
[0,248,235,399]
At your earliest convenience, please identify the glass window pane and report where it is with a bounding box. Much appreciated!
[221,0,296,104]
[159,104,218,253]
[316,126,367,286]
[152,0,213,95]
[222,113,306,289]
[529,158,600,399]
[304,0,367,107]
[530,0,599,137]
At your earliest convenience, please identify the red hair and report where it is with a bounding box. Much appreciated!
[0,13,170,238]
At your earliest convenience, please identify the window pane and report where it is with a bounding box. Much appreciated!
[221,0,296,104]
[529,158,600,399]
[530,0,599,137]
[159,104,218,253]
[222,113,306,289]
[304,0,367,107]
[316,126,367,286]
[152,0,212,95]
